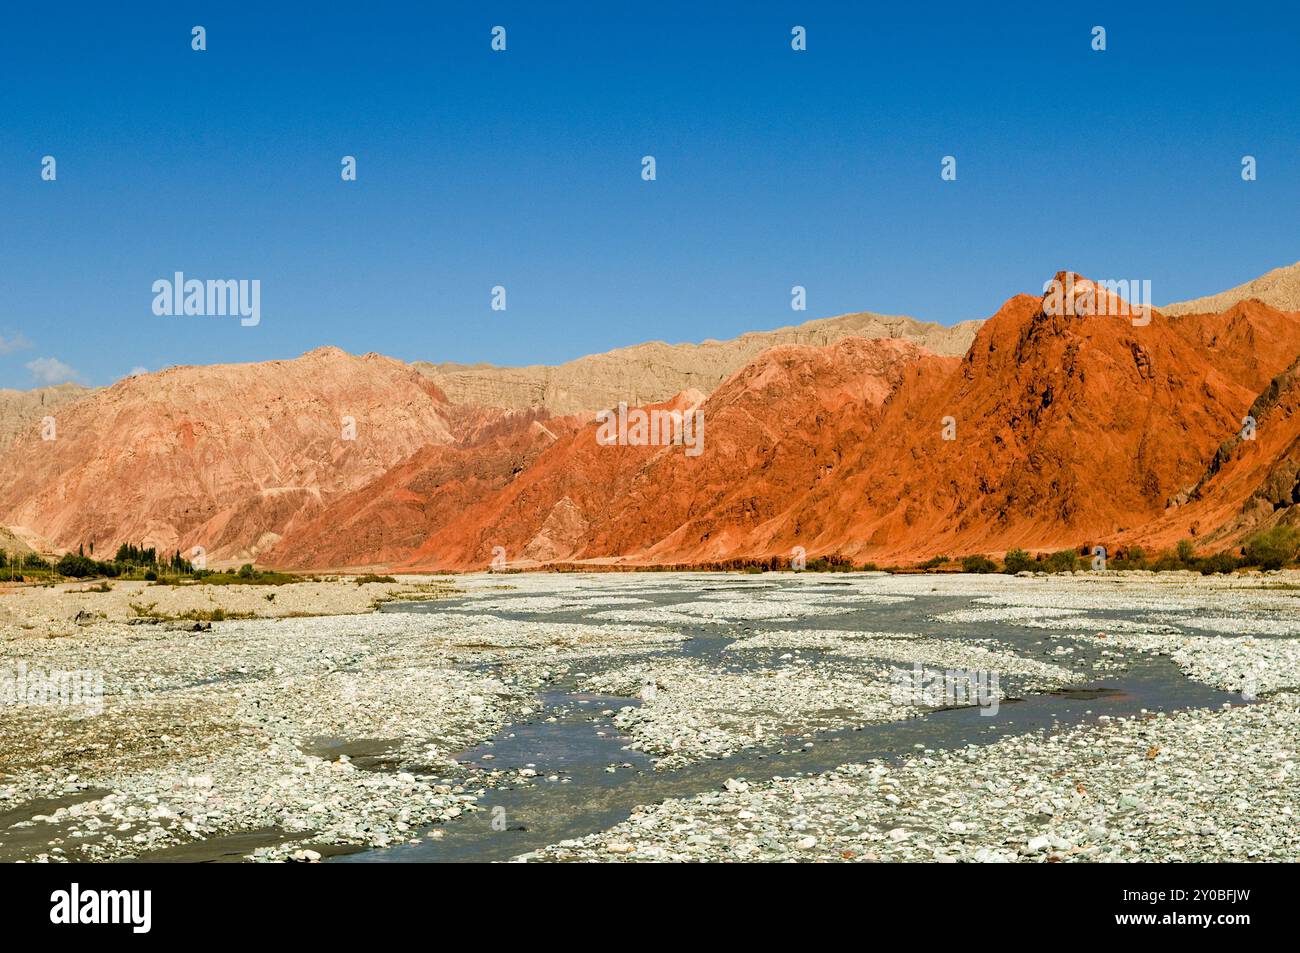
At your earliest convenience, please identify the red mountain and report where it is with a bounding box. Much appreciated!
[7,269,1300,570]
[0,347,455,562]
[392,276,1300,569]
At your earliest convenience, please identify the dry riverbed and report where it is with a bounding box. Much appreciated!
[521,696,1300,862]
[0,576,682,861]
[0,575,459,628]
[3,569,1299,862]
[521,571,1300,862]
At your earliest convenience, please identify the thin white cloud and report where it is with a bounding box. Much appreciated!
[26,356,81,385]
[0,333,33,355]
[128,366,149,377]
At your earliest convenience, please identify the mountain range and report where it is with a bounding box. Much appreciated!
[5,262,1300,571]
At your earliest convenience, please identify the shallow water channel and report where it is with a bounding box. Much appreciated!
[334,579,1240,863]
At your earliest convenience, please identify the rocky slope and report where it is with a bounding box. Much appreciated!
[263,411,583,570]
[0,383,94,451]
[388,276,1300,570]
[0,347,456,562]
[0,526,38,558]
[1129,344,1300,552]
[828,287,1300,562]
[415,311,981,415]
[398,338,950,569]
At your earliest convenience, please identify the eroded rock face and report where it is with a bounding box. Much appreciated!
[0,347,456,562]
[399,337,950,570]
[524,496,591,563]
[1135,347,1300,550]
[263,409,581,570]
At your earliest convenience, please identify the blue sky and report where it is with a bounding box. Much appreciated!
[1,1,1298,387]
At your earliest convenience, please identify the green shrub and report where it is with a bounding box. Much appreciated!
[1044,549,1081,573]
[961,554,998,573]
[1110,546,1149,571]
[1175,539,1196,564]
[1002,548,1034,574]
[197,568,303,586]
[1243,525,1300,570]
[114,542,159,566]
[55,552,99,578]
[918,555,948,570]
[1197,552,1241,575]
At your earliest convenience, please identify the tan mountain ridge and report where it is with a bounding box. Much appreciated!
[1162,260,1300,315]
[0,383,94,451]
[0,525,39,558]
[0,310,976,441]
[414,311,981,415]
